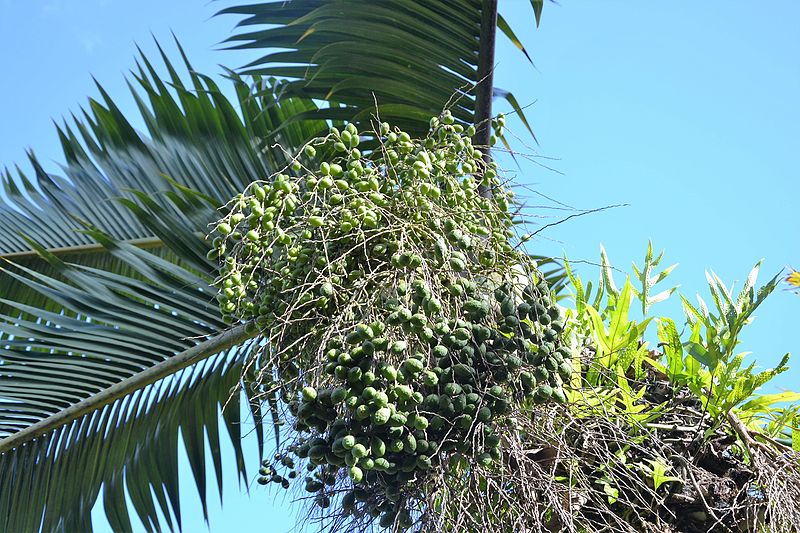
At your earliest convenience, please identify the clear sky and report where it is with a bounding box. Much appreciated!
[0,1,798,531]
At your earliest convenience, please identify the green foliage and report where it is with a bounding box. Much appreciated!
[672,262,788,419]
[556,243,800,531]
[219,0,542,140]
[566,243,799,450]
[0,47,326,531]
[0,231,255,532]
[631,241,679,315]
[640,458,682,491]
[564,242,676,389]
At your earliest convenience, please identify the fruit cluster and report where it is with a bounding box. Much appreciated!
[212,113,571,529]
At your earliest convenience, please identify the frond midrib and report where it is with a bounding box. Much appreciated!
[0,323,253,454]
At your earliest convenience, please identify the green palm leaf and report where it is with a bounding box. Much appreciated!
[0,344,255,532]
[218,0,542,139]
[0,226,258,531]
[0,45,323,530]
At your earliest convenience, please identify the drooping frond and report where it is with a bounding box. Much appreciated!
[0,342,257,533]
[0,222,261,531]
[0,44,325,530]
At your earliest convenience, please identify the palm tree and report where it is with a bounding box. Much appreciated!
[0,1,556,530]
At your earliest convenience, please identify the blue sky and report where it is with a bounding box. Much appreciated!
[0,1,798,531]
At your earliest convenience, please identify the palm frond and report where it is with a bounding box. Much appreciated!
[218,0,540,138]
[0,345,256,533]
[0,44,324,325]
[0,40,324,260]
[0,223,262,532]
[0,44,325,530]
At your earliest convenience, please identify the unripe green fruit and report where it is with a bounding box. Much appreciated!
[533,365,549,383]
[433,345,448,358]
[372,391,389,408]
[404,433,417,453]
[329,163,344,177]
[309,445,328,462]
[373,337,389,352]
[535,384,554,403]
[389,340,407,354]
[355,404,370,420]
[449,256,466,272]
[552,387,567,403]
[444,383,463,397]
[379,363,398,382]
[348,466,363,483]
[302,387,317,401]
[520,371,535,391]
[361,386,377,401]
[389,413,408,427]
[344,394,359,409]
[371,437,386,457]
[361,370,376,386]
[453,363,475,382]
[454,328,471,342]
[372,407,391,425]
[320,282,335,297]
[422,371,438,387]
[401,358,424,375]
[350,443,368,459]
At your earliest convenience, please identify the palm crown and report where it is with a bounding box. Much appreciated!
[0,2,550,530]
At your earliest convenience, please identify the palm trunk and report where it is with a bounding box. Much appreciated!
[475,0,498,197]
